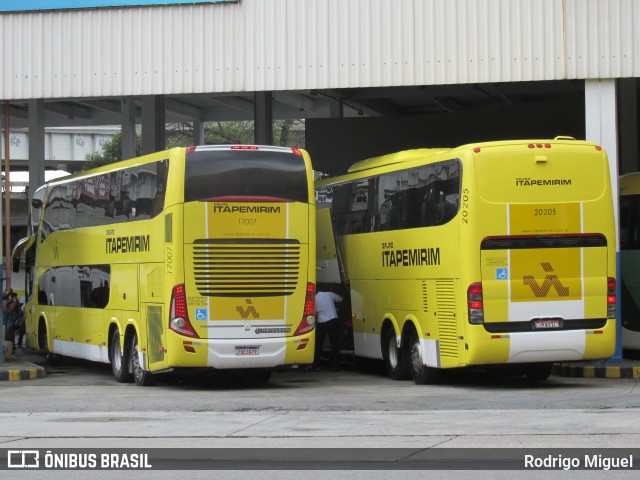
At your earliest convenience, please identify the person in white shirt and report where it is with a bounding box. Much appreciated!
[313,288,343,371]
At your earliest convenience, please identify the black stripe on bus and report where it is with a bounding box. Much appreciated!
[481,234,607,250]
[483,318,608,333]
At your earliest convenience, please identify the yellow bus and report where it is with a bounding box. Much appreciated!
[316,138,616,383]
[13,145,316,385]
[619,172,640,351]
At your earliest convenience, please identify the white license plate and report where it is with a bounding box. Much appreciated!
[533,319,562,329]
[235,346,260,356]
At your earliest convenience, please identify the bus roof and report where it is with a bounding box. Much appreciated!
[335,137,600,176]
[347,148,451,173]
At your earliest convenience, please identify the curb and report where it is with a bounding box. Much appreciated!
[554,363,640,379]
[0,362,46,381]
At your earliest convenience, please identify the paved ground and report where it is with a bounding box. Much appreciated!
[3,345,640,382]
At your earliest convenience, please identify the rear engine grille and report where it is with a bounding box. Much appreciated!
[436,279,457,358]
[193,239,301,297]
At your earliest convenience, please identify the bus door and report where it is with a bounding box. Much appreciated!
[619,185,640,345]
[139,264,168,372]
[316,207,343,284]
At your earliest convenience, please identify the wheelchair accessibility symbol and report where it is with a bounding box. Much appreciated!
[195,308,208,321]
[496,268,508,280]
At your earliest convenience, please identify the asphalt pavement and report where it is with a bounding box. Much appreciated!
[2,345,640,382]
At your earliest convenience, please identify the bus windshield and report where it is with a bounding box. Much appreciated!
[184,149,309,203]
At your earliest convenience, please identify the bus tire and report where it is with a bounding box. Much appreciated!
[384,329,410,380]
[38,320,57,365]
[525,363,553,381]
[110,329,132,383]
[409,332,440,385]
[129,331,156,386]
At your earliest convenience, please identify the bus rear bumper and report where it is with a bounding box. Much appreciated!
[168,333,315,369]
[465,326,616,366]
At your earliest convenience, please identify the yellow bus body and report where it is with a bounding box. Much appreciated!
[316,138,616,382]
[16,145,316,384]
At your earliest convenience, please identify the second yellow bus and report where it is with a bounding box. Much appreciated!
[316,138,616,383]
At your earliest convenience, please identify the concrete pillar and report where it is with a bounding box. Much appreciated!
[254,91,273,145]
[585,79,619,232]
[585,79,621,362]
[121,97,137,160]
[618,79,638,175]
[193,119,205,145]
[141,95,166,155]
[28,99,46,198]
[329,98,344,118]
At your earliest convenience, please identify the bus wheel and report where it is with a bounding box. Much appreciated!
[384,330,410,380]
[525,363,553,381]
[38,321,57,365]
[110,329,132,383]
[409,332,439,385]
[129,331,156,386]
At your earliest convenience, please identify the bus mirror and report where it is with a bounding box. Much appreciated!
[11,235,35,272]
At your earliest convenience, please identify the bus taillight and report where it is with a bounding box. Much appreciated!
[170,284,199,338]
[467,282,484,325]
[607,277,616,319]
[294,282,316,336]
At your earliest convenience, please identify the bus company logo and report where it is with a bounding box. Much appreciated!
[255,327,291,334]
[8,450,39,469]
[212,203,281,214]
[515,177,572,187]
[523,262,570,297]
[236,299,260,319]
[105,235,150,254]
[381,247,440,267]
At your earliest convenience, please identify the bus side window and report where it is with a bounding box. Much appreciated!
[330,184,352,235]
[633,196,640,248]
[620,196,631,250]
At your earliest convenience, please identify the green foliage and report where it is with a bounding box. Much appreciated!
[83,120,305,171]
[168,120,305,147]
[205,121,255,145]
[83,132,141,171]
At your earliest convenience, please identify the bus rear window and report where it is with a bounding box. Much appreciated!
[184,150,309,203]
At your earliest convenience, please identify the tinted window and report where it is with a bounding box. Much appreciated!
[375,160,461,231]
[317,159,461,235]
[184,150,309,203]
[620,194,640,250]
[323,180,371,235]
[37,265,110,309]
[41,159,169,240]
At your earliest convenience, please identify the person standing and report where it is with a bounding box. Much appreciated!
[313,288,343,371]
[15,294,26,348]
[3,290,17,351]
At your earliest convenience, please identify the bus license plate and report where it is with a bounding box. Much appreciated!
[533,319,562,330]
[235,346,260,356]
